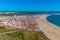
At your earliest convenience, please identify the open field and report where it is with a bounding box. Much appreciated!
[0,26,19,33]
[0,26,49,40]
[0,30,49,40]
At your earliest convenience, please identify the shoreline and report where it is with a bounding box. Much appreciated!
[40,15,60,28]
[37,15,60,40]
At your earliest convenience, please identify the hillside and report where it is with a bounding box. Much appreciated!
[0,29,49,40]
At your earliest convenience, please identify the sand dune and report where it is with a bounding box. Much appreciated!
[37,15,60,40]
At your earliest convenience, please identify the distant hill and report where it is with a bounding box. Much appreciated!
[0,11,60,16]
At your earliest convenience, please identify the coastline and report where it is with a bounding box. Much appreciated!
[40,15,60,28]
[37,15,60,40]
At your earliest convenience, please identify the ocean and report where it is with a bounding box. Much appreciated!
[46,15,60,27]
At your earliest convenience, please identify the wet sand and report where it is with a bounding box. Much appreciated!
[37,15,60,40]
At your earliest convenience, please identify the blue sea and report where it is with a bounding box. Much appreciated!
[46,15,60,27]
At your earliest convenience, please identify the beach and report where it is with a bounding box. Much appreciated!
[37,15,60,40]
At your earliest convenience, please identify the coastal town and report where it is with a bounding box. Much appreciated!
[0,13,60,40]
[0,15,40,31]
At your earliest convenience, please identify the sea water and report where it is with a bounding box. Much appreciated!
[46,15,60,27]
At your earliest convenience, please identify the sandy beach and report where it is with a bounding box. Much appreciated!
[37,15,60,40]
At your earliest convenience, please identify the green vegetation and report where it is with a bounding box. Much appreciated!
[0,30,49,40]
[0,26,9,32]
[0,26,19,32]
[0,26,6,29]
[0,26,49,40]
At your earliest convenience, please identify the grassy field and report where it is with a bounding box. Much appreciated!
[0,29,49,40]
[0,26,19,32]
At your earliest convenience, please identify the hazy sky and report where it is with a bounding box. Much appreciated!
[0,0,60,11]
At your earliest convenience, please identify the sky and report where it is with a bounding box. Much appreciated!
[0,0,60,11]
